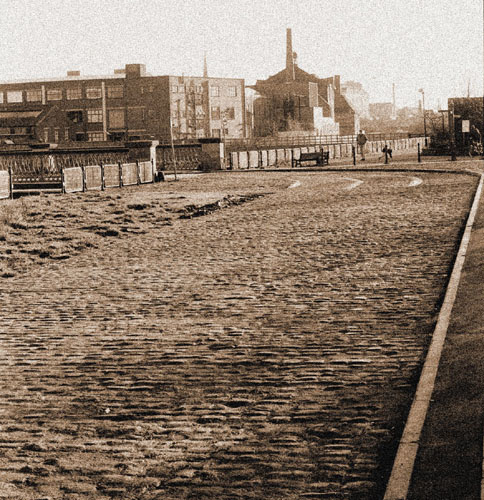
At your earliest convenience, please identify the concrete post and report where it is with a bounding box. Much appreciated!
[199,138,224,170]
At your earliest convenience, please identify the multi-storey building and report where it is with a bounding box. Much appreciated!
[0,64,246,144]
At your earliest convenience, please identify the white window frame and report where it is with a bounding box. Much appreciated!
[107,86,124,99]
[87,108,103,123]
[46,89,62,101]
[67,87,82,100]
[26,89,42,102]
[86,87,102,99]
[7,90,23,103]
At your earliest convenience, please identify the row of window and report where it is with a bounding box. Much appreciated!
[171,85,238,97]
[0,86,124,104]
[66,108,159,128]
[43,128,108,143]
[171,106,236,121]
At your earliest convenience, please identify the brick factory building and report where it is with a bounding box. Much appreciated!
[249,29,359,137]
[0,63,247,144]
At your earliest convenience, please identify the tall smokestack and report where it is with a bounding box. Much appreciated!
[203,52,208,78]
[391,83,396,119]
[286,28,295,81]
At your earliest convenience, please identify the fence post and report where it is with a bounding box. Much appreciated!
[118,162,123,188]
[384,148,388,165]
[352,146,356,166]
[8,166,13,199]
[81,165,86,192]
[61,166,66,194]
[417,143,421,163]
[100,162,105,190]
[136,159,141,185]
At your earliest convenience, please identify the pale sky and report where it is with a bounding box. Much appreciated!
[0,0,482,110]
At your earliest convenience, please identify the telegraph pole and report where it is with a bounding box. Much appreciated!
[482,0,484,156]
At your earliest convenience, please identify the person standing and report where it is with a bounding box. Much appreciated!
[356,130,368,161]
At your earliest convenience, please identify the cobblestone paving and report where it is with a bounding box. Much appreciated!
[0,171,478,499]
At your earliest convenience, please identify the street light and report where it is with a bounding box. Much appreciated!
[418,88,428,146]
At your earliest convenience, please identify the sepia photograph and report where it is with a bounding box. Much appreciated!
[0,1,483,498]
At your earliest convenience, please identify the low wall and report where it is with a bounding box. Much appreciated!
[229,137,425,169]
[62,160,155,194]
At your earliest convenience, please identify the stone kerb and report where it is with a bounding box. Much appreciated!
[230,152,239,170]
[122,163,138,186]
[238,151,248,169]
[62,166,83,193]
[268,149,277,166]
[248,150,259,169]
[84,165,102,191]
[260,149,268,167]
[138,161,153,183]
[103,163,121,188]
[276,149,285,165]
[0,170,11,199]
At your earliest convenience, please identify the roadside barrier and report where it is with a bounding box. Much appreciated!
[228,137,424,169]
[62,160,155,194]
[0,168,13,199]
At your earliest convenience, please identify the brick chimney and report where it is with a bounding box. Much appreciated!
[286,28,295,81]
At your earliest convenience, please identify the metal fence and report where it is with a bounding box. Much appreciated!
[0,149,129,183]
[224,132,418,152]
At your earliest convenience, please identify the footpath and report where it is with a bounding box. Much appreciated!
[405,168,484,499]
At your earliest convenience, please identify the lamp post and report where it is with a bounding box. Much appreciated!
[418,88,427,146]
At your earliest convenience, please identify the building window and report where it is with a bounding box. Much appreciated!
[196,85,203,94]
[67,110,83,123]
[7,91,23,103]
[87,109,103,123]
[46,89,62,101]
[107,86,124,98]
[211,128,220,138]
[147,85,154,93]
[86,87,102,99]
[43,128,49,142]
[64,128,70,141]
[67,87,82,100]
[88,132,104,142]
[26,89,42,102]
[227,86,237,97]
[108,109,125,128]
[210,86,220,97]
[224,107,235,120]
[211,106,220,120]
[54,129,60,143]
[0,92,3,104]
[171,85,178,93]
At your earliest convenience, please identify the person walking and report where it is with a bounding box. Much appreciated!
[356,130,368,161]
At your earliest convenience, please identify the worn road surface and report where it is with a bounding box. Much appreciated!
[0,171,477,499]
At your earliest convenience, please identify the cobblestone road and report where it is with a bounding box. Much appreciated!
[0,171,478,499]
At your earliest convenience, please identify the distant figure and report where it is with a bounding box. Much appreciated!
[356,130,368,160]
[380,144,393,161]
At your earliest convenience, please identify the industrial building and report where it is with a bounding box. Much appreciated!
[0,63,247,144]
[249,29,359,137]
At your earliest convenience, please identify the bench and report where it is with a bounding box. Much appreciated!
[292,149,329,168]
